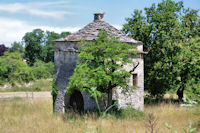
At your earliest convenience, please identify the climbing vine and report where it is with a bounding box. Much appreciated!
[52,78,58,112]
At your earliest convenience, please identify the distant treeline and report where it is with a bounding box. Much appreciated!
[0,29,70,85]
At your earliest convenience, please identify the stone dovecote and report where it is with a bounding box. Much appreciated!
[54,13,145,113]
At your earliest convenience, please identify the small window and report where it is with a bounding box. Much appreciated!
[132,74,137,86]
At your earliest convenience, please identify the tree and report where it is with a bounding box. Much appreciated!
[60,32,70,38]
[23,29,71,64]
[176,36,200,100]
[9,42,24,56]
[181,9,200,39]
[23,29,45,65]
[67,30,137,108]
[123,0,200,99]
[42,31,60,63]
[42,31,71,62]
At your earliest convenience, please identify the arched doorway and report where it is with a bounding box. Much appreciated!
[69,90,84,112]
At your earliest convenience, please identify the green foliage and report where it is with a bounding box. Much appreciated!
[42,31,70,63]
[0,51,54,85]
[123,0,200,99]
[0,51,34,84]
[32,60,54,79]
[9,42,24,56]
[23,29,70,65]
[119,107,145,120]
[67,30,137,107]
[52,78,58,111]
[23,29,45,65]
[87,87,102,115]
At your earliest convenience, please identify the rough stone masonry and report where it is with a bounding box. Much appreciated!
[54,12,145,113]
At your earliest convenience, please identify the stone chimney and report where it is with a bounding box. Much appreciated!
[94,12,104,22]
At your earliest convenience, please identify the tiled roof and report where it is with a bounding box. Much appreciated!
[55,20,138,44]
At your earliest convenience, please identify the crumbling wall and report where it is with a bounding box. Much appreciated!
[54,42,79,113]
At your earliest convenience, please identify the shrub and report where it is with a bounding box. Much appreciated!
[0,52,34,84]
[119,107,145,120]
[0,52,54,85]
[32,60,54,79]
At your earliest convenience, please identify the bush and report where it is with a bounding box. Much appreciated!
[0,52,54,85]
[32,60,54,79]
[103,106,145,120]
[0,52,34,84]
[119,107,145,120]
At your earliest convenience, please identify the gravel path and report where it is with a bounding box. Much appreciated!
[0,91,51,99]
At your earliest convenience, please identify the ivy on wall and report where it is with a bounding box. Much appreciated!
[52,78,58,112]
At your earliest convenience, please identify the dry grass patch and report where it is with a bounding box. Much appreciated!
[0,98,199,133]
[0,79,52,92]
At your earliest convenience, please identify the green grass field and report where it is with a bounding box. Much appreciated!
[0,98,199,133]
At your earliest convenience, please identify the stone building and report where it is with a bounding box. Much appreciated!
[54,13,145,113]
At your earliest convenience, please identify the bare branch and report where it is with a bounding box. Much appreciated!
[129,61,140,73]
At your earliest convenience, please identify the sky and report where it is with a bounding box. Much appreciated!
[0,0,199,47]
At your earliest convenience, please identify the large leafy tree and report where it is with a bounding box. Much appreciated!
[9,42,24,56]
[176,36,200,100]
[123,0,200,100]
[23,29,70,65]
[42,31,71,63]
[23,29,45,65]
[67,30,137,107]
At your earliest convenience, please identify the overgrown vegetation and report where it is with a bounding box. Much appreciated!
[0,52,53,85]
[67,30,137,108]
[52,78,58,111]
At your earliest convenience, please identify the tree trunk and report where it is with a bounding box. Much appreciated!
[107,89,112,108]
[177,84,184,102]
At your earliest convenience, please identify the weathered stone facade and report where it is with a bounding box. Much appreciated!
[54,13,145,113]
[113,42,144,111]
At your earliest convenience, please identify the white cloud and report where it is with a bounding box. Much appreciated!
[28,9,72,18]
[0,18,81,47]
[0,1,73,18]
[0,17,123,47]
[0,3,23,12]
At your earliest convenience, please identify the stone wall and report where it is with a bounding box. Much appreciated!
[54,42,79,113]
[113,42,144,111]
[113,57,144,111]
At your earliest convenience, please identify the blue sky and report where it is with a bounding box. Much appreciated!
[0,0,199,47]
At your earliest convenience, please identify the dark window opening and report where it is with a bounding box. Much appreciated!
[132,74,137,86]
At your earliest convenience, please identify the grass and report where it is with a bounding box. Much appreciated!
[0,98,199,133]
[0,79,52,92]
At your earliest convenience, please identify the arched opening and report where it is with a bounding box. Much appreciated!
[69,90,84,112]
